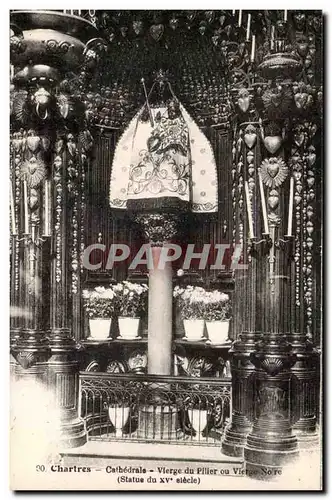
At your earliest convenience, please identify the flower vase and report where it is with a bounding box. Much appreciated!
[188,408,208,441]
[183,319,205,341]
[88,318,112,340]
[118,317,141,339]
[108,405,130,438]
[206,320,230,345]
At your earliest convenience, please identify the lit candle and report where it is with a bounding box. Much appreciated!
[271,25,275,51]
[250,34,256,62]
[10,180,17,235]
[238,10,242,27]
[78,9,81,15]
[245,181,254,239]
[287,175,294,237]
[232,9,235,15]
[44,180,50,236]
[258,172,269,235]
[284,10,287,22]
[23,175,29,234]
[246,13,251,41]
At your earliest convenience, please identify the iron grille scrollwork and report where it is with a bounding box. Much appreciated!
[80,372,231,446]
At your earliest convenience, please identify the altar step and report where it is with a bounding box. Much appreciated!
[60,440,243,471]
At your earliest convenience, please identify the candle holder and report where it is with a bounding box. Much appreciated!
[248,233,272,259]
[18,233,50,249]
[275,235,295,261]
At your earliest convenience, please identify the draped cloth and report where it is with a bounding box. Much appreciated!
[109,99,218,213]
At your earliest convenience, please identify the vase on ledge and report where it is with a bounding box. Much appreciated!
[188,408,208,441]
[118,317,141,339]
[108,405,130,438]
[206,320,230,345]
[88,318,112,340]
[183,319,205,341]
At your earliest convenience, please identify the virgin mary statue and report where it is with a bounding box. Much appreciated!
[109,72,218,214]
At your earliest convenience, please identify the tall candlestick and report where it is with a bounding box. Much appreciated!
[23,176,29,234]
[250,35,256,62]
[287,175,294,237]
[284,10,287,22]
[238,10,242,27]
[258,172,269,235]
[271,25,275,51]
[44,180,50,236]
[246,14,251,41]
[10,180,17,235]
[245,181,254,239]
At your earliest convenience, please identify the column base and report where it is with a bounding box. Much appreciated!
[244,417,299,478]
[222,420,252,457]
[59,417,87,449]
[294,430,320,450]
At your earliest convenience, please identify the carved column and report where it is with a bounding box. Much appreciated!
[10,10,106,447]
[288,119,320,447]
[10,103,51,383]
[222,115,262,457]
[47,132,87,447]
[243,30,302,475]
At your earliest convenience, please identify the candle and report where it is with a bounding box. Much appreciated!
[258,172,269,234]
[287,175,294,236]
[271,25,275,51]
[232,9,235,15]
[10,180,17,235]
[44,180,50,236]
[78,9,81,15]
[238,10,242,27]
[284,10,287,22]
[245,181,254,239]
[246,14,251,41]
[23,176,29,234]
[250,35,256,62]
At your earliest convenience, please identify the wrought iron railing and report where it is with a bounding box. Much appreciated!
[79,372,231,446]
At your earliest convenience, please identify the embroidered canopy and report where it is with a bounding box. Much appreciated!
[109,82,218,213]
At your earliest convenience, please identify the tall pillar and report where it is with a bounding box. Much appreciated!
[222,117,263,457]
[135,213,179,375]
[47,133,87,447]
[148,247,173,375]
[10,10,106,448]
[287,120,320,447]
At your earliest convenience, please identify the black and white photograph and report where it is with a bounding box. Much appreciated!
[9,8,323,491]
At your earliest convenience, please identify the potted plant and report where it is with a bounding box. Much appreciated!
[173,285,207,341]
[82,286,115,340]
[113,281,148,339]
[204,291,231,345]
